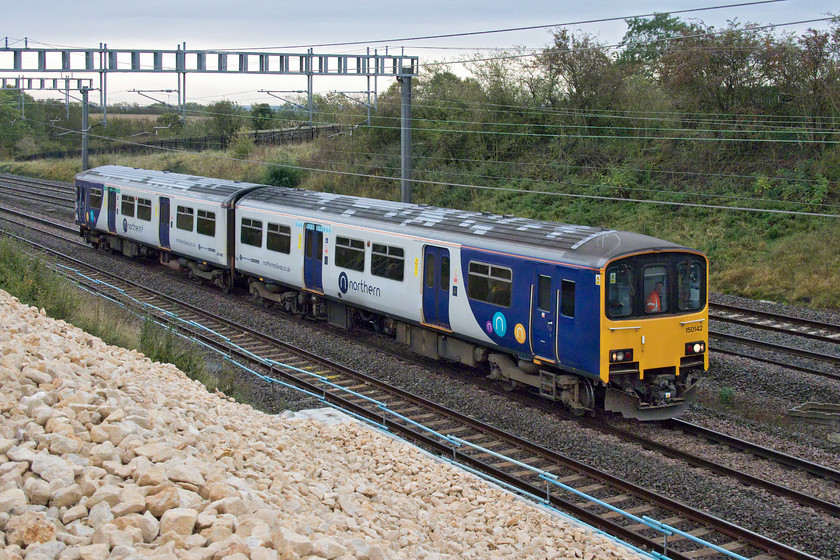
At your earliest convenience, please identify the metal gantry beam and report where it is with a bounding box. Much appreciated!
[1,76,93,90]
[0,45,418,77]
[1,42,419,201]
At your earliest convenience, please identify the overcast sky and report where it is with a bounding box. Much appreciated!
[2,0,835,106]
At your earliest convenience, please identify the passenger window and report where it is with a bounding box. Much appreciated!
[468,261,512,307]
[561,280,575,317]
[137,198,152,221]
[372,243,404,281]
[176,206,194,231]
[678,261,703,311]
[241,218,263,247]
[197,210,216,237]
[537,275,552,311]
[606,264,634,318]
[121,195,136,218]
[335,236,365,271]
[267,223,291,254]
[644,265,668,314]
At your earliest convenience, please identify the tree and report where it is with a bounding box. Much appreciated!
[155,112,184,134]
[538,29,627,129]
[659,21,768,115]
[250,103,274,130]
[207,100,242,138]
[617,13,691,74]
[761,23,840,145]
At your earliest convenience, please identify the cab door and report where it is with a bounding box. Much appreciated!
[422,246,450,329]
[531,265,558,360]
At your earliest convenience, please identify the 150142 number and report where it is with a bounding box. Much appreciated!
[686,324,704,333]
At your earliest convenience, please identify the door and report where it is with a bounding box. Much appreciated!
[532,265,557,360]
[159,197,171,250]
[107,187,117,234]
[76,185,86,225]
[304,222,324,292]
[422,246,450,329]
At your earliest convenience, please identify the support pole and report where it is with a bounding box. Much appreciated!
[81,87,90,171]
[307,48,314,125]
[398,71,413,203]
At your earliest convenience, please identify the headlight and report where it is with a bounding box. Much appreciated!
[610,349,633,363]
[685,341,706,355]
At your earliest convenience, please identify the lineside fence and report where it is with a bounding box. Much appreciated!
[14,124,343,161]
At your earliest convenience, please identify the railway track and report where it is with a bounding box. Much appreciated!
[709,301,840,381]
[0,226,824,560]
[5,202,840,515]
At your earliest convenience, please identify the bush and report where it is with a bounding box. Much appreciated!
[264,156,305,187]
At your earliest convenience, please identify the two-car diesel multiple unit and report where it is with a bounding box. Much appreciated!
[75,165,708,420]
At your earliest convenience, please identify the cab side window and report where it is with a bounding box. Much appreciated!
[89,188,103,210]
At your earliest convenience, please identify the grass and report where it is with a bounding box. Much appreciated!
[2,143,839,310]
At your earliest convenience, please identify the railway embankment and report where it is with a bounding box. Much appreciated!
[0,288,642,560]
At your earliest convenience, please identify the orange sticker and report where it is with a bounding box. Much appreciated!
[514,323,527,344]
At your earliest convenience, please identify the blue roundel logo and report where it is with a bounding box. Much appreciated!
[492,312,507,337]
[338,272,349,294]
[122,218,128,233]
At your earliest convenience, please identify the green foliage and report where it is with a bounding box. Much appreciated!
[250,103,274,130]
[0,237,79,320]
[207,100,243,138]
[230,132,256,159]
[718,387,735,406]
[264,154,305,187]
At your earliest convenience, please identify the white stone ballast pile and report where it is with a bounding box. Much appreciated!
[0,289,643,560]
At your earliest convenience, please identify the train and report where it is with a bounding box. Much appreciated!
[75,165,708,421]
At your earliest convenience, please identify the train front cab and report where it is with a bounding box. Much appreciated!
[601,250,708,420]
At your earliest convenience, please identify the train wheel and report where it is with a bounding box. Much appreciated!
[573,378,596,415]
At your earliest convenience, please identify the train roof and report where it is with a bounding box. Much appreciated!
[239,186,696,269]
[75,166,263,205]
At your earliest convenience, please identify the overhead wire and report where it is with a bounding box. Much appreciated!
[4,112,837,218]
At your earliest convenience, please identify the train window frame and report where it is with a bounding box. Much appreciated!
[677,260,704,311]
[335,236,365,272]
[267,223,291,254]
[196,210,216,237]
[176,205,194,232]
[89,188,103,210]
[240,217,263,248]
[467,261,512,307]
[643,265,668,314]
[137,198,152,221]
[372,243,404,282]
[606,264,635,319]
[121,194,136,218]
[561,280,575,318]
